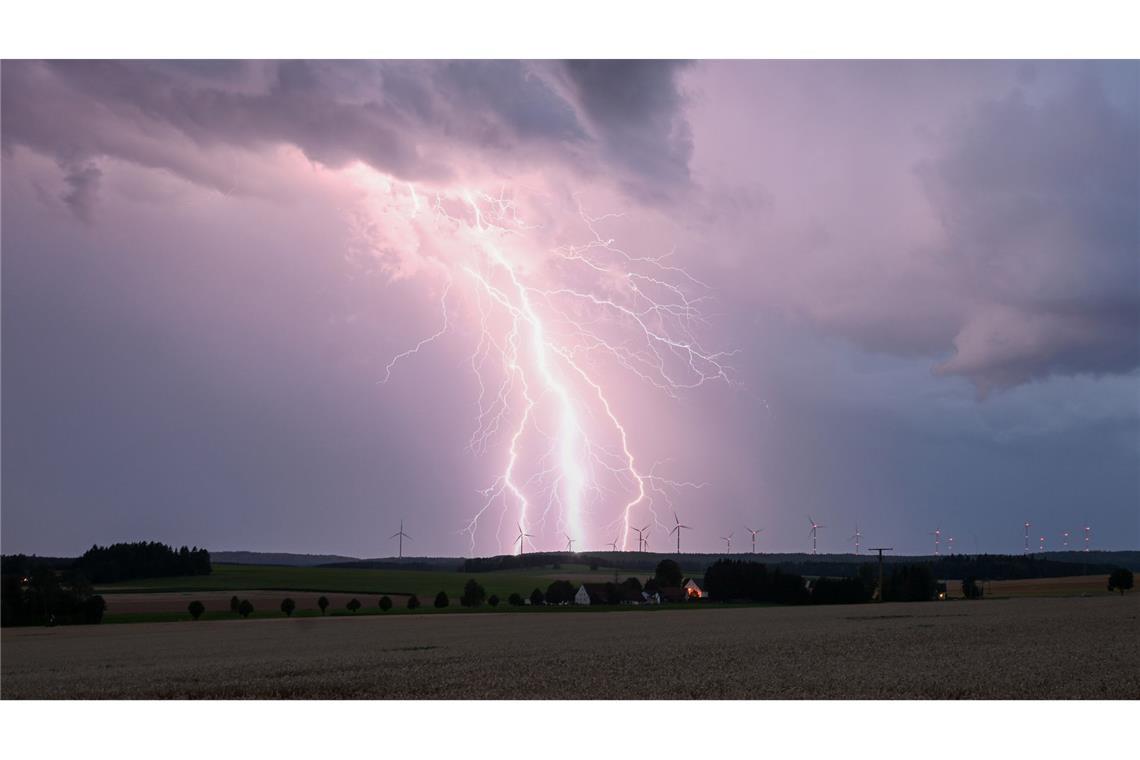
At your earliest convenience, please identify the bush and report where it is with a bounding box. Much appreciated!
[434,591,449,609]
[82,595,107,624]
[281,598,296,617]
[407,594,421,610]
[655,559,683,588]
[0,569,107,627]
[1108,568,1134,596]
[347,598,361,613]
[318,596,329,615]
[508,592,523,606]
[229,595,240,614]
[188,600,205,620]
[379,595,392,611]
[529,588,545,606]
[460,579,486,608]
[238,599,254,618]
[488,594,500,607]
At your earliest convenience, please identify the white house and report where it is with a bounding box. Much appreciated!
[682,578,707,599]
[574,584,592,605]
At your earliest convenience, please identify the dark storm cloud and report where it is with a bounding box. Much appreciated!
[561,60,694,199]
[920,72,1140,392]
[0,60,690,212]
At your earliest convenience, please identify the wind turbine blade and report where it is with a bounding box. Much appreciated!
[670,525,678,535]
[673,512,680,525]
[390,533,400,539]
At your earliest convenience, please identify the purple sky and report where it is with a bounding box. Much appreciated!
[2,60,1137,557]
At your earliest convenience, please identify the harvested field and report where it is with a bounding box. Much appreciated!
[3,595,1137,699]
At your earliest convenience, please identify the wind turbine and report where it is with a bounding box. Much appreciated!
[1061,530,1070,550]
[848,524,863,555]
[720,531,733,554]
[1024,521,1031,554]
[608,534,619,552]
[1083,524,1091,552]
[565,534,576,553]
[670,512,692,554]
[808,516,825,555]
[1039,536,1046,553]
[630,525,648,552]
[929,528,941,556]
[746,526,764,554]
[642,530,651,552]
[947,536,954,555]
[390,519,411,559]
[515,522,534,555]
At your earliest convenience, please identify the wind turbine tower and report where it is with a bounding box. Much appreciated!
[746,526,764,554]
[390,519,411,559]
[608,535,619,552]
[849,524,863,555]
[1062,531,1070,550]
[1024,521,1031,554]
[565,534,576,553]
[1084,525,1091,552]
[515,522,534,556]
[631,525,648,553]
[720,531,733,554]
[670,512,692,554]
[929,528,942,556]
[808,517,825,555]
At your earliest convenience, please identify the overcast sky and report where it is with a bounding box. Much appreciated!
[2,60,1137,557]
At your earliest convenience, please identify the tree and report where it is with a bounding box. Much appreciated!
[407,594,421,610]
[655,559,683,588]
[379,595,393,612]
[508,592,523,606]
[529,587,545,606]
[545,580,576,605]
[1108,568,1134,596]
[488,594,500,607]
[318,596,329,615]
[238,599,254,618]
[622,576,643,594]
[229,595,240,614]
[434,591,449,609]
[460,578,487,608]
[82,595,107,624]
[188,600,205,620]
[962,577,983,600]
[882,564,937,602]
[347,598,361,613]
[281,598,296,617]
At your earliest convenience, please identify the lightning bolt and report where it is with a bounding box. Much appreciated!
[357,169,733,555]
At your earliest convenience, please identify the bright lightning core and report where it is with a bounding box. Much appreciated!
[355,168,733,555]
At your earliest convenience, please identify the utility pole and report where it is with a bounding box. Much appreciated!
[869,547,893,602]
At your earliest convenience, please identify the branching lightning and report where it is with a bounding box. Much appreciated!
[362,169,733,554]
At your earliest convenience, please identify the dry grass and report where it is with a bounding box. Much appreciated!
[3,594,1137,699]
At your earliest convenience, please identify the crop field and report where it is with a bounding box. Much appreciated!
[97,562,635,597]
[3,594,1136,699]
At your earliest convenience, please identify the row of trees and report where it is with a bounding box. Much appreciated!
[1,568,106,626]
[74,542,211,583]
[702,558,944,604]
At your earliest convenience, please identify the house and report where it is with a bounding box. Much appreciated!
[682,578,707,599]
[575,583,610,605]
[576,583,644,605]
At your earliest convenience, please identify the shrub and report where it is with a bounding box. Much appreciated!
[280,598,296,617]
[508,592,523,606]
[229,595,240,614]
[318,596,329,615]
[347,598,361,613]
[1108,568,1134,596]
[488,594,500,607]
[622,576,643,594]
[188,600,206,620]
[238,599,254,618]
[529,588,545,606]
[460,579,486,608]
[434,591,449,609]
[407,594,421,610]
[82,595,107,624]
[379,596,392,611]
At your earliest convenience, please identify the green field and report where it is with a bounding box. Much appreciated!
[96,562,638,599]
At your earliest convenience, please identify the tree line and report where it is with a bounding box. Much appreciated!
[74,541,212,583]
